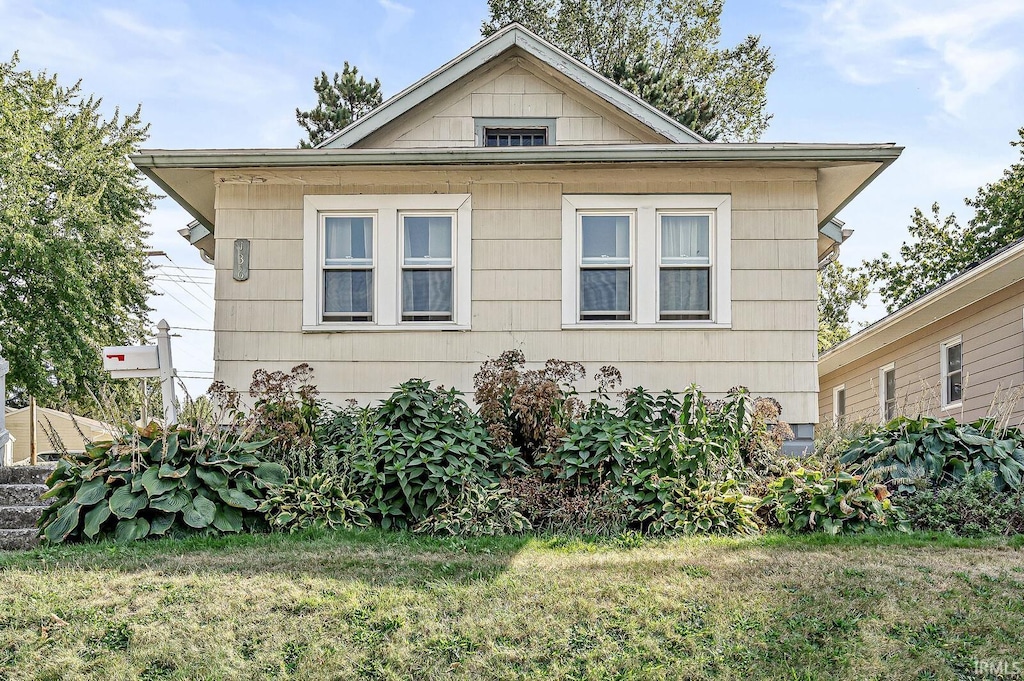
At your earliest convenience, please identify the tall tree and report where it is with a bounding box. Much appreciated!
[0,53,155,411]
[863,128,1024,313]
[482,0,774,141]
[296,63,383,148]
[818,258,870,352]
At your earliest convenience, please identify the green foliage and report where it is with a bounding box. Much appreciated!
[38,424,287,543]
[862,128,1024,313]
[501,475,630,535]
[759,468,906,535]
[412,483,531,537]
[0,52,155,410]
[324,379,521,530]
[482,0,774,141]
[817,258,870,352]
[644,478,761,535]
[295,63,382,147]
[259,473,371,533]
[899,472,1024,537]
[840,416,1024,493]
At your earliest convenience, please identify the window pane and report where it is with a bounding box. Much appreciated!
[324,270,372,318]
[885,369,895,398]
[836,389,846,417]
[581,215,630,265]
[580,269,630,317]
[946,343,961,372]
[404,216,452,265]
[661,215,710,265]
[484,128,548,147]
[324,217,372,266]
[402,270,453,316]
[948,372,962,403]
[660,268,710,318]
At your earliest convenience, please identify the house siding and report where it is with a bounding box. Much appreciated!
[820,280,1024,425]
[354,60,657,149]
[211,165,821,423]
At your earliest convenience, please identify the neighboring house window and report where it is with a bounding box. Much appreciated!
[484,128,547,146]
[879,362,896,421]
[561,194,732,328]
[302,194,471,331]
[941,336,963,407]
[321,215,374,322]
[579,214,632,321]
[401,215,454,322]
[475,118,555,146]
[833,384,846,424]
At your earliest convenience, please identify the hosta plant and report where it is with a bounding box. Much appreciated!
[841,416,1024,492]
[412,483,531,537]
[259,473,371,532]
[641,478,761,536]
[759,467,907,535]
[38,423,288,543]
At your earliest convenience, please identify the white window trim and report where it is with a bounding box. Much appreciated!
[832,384,846,424]
[879,362,896,422]
[303,194,472,332]
[561,194,731,329]
[940,335,963,409]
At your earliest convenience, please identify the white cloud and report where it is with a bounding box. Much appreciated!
[377,0,415,40]
[792,0,1024,115]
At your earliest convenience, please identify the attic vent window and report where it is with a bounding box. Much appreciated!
[484,127,547,147]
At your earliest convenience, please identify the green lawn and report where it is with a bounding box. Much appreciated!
[2,531,1023,680]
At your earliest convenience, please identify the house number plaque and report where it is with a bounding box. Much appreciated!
[233,239,250,281]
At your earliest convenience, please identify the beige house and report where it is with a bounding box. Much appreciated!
[5,406,111,464]
[132,24,900,445]
[820,239,1024,427]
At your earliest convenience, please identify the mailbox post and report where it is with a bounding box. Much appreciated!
[102,319,177,424]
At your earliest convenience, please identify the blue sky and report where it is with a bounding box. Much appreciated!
[2,0,1023,395]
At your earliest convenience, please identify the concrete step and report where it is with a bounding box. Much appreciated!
[0,484,48,506]
[0,505,46,530]
[0,465,56,485]
[0,528,40,551]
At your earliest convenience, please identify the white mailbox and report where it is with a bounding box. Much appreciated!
[102,345,161,377]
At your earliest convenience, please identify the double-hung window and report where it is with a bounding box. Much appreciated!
[579,214,632,321]
[321,215,374,322]
[879,363,896,421]
[562,195,731,328]
[402,215,454,322]
[833,385,846,424]
[303,194,471,330]
[941,337,963,407]
[659,214,711,321]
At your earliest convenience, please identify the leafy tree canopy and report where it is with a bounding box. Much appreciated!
[0,53,155,412]
[818,258,870,352]
[296,63,383,148]
[482,0,774,141]
[863,127,1024,313]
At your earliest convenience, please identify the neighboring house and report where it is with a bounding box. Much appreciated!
[820,239,1024,427]
[5,407,111,464]
[131,24,900,444]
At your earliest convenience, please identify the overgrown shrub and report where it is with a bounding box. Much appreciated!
[758,468,906,535]
[412,483,531,536]
[899,472,1024,537]
[641,479,761,536]
[500,474,630,535]
[323,379,523,529]
[841,416,1024,492]
[39,424,288,543]
[259,473,371,533]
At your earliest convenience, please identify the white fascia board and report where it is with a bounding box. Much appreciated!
[317,23,703,149]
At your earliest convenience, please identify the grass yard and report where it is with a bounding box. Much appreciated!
[2,531,1023,680]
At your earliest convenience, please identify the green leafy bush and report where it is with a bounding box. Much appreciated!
[841,416,1024,492]
[412,484,531,536]
[39,424,288,543]
[324,379,522,529]
[259,473,371,532]
[759,468,906,535]
[642,479,761,535]
[899,472,1024,537]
